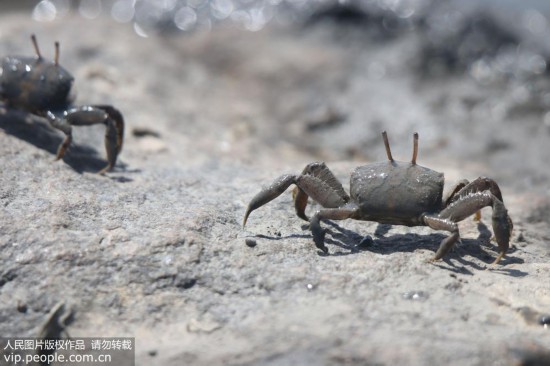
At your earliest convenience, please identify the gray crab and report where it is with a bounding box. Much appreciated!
[243,132,513,264]
[0,35,124,174]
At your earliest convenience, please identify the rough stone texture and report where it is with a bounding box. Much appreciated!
[1,8,549,366]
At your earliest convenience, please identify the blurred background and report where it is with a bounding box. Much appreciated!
[3,0,550,42]
[2,0,550,191]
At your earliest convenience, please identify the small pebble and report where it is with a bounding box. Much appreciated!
[17,301,27,313]
[245,238,257,248]
[539,315,550,328]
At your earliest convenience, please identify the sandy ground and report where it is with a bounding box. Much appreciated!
[1,7,550,366]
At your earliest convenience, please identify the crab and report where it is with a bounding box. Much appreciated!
[0,35,124,174]
[243,132,513,264]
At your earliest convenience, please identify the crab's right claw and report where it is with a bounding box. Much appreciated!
[243,205,254,227]
[243,174,296,227]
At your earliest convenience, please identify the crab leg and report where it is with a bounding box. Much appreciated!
[445,176,507,222]
[425,191,512,264]
[91,105,125,173]
[309,206,359,253]
[46,111,73,162]
[293,162,349,221]
[443,179,469,206]
[447,177,504,204]
[422,216,459,260]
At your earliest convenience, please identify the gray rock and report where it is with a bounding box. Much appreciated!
[1,9,549,366]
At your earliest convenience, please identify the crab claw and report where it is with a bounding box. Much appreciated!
[243,174,297,227]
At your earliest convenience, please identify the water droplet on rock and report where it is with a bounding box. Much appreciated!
[402,291,429,301]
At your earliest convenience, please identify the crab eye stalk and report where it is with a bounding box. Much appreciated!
[54,41,60,66]
[31,34,42,60]
[382,131,394,162]
[412,132,418,165]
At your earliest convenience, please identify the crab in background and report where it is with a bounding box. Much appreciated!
[0,34,124,174]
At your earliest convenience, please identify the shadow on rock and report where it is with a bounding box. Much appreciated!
[251,219,525,273]
[322,220,525,273]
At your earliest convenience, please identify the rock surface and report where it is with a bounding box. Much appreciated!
[1,7,550,366]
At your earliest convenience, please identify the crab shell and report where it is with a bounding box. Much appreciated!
[350,161,444,226]
[1,56,74,113]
